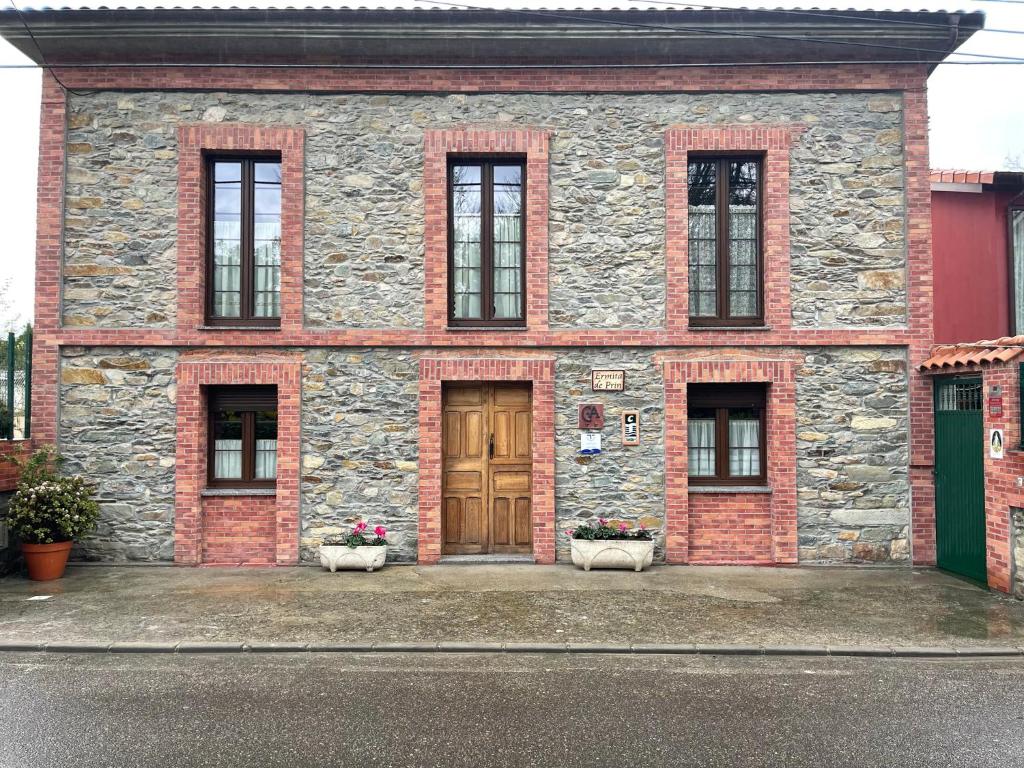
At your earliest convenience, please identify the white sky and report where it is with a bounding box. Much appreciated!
[0,0,1021,326]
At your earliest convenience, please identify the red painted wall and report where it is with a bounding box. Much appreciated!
[933,189,1019,344]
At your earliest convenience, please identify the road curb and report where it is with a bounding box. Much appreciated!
[0,640,1021,658]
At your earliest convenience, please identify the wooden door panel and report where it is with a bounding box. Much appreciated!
[443,383,533,556]
[442,386,488,555]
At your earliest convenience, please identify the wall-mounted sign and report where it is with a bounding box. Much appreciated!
[990,396,1004,417]
[990,428,1005,460]
[622,410,640,446]
[580,431,602,454]
[592,370,625,392]
[578,403,605,430]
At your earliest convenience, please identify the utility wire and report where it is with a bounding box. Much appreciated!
[6,0,95,94]
[409,0,1024,62]
[633,0,1024,36]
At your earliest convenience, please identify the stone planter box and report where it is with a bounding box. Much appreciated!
[319,544,388,573]
[570,539,654,572]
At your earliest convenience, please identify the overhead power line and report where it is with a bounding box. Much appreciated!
[634,0,1024,36]
[409,0,1024,62]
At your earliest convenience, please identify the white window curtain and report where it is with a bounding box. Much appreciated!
[728,418,761,477]
[255,439,278,480]
[688,418,716,476]
[214,439,243,479]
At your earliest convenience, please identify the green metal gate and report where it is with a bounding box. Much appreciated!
[933,376,986,583]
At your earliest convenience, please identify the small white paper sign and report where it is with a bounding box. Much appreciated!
[580,432,601,452]
[990,428,1005,459]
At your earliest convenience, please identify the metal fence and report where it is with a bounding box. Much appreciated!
[0,328,31,441]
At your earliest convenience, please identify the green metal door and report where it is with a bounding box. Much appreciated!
[934,377,986,583]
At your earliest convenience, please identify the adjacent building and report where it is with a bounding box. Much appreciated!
[0,7,988,580]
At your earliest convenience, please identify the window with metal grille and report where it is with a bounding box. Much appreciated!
[935,378,982,411]
[207,157,282,326]
[448,159,526,327]
[687,156,763,325]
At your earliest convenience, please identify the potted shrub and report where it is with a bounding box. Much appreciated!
[568,518,655,572]
[319,521,388,573]
[4,446,100,581]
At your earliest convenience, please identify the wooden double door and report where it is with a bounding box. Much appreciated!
[442,383,533,555]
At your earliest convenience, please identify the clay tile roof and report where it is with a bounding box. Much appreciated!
[920,337,1024,371]
[930,169,997,185]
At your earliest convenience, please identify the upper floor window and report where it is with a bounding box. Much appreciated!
[688,157,762,326]
[688,384,766,486]
[208,385,278,488]
[448,159,525,327]
[207,157,282,326]
[1012,207,1024,334]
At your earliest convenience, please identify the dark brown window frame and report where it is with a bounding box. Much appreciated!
[205,152,282,328]
[447,156,527,328]
[687,384,768,486]
[1009,205,1024,336]
[206,385,278,489]
[687,153,765,327]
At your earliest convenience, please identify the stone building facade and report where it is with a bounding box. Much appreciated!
[0,7,980,574]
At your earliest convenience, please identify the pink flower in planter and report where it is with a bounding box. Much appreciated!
[598,517,608,526]
[354,521,368,534]
[566,529,575,537]
[374,526,387,538]
[618,523,629,533]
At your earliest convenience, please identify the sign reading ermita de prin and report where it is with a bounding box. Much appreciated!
[592,370,625,391]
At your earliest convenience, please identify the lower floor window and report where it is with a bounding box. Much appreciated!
[687,384,766,485]
[208,386,278,487]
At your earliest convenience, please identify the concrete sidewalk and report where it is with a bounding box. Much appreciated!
[0,563,1023,652]
[2,561,1024,651]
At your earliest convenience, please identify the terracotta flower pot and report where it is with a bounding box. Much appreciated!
[21,541,73,582]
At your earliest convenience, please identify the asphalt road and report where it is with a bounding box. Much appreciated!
[1,652,1022,767]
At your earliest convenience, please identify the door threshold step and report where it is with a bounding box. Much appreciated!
[438,555,536,565]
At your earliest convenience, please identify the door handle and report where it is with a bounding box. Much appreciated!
[489,433,494,459]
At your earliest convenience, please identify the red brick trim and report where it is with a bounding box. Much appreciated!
[30,74,66,446]
[665,125,796,332]
[417,356,556,564]
[423,128,549,332]
[0,441,34,493]
[904,88,938,566]
[663,354,798,564]
[52,64,927,94]
[176,124,305,334]
[47,327,917,349]
[174,352,301,565]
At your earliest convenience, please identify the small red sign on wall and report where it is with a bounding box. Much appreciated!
[990,396,1003,416]
[578,403,605,430]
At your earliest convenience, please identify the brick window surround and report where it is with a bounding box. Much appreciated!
[423,128,549,332]
[417,357,556,564]
[665,126,796,332]
[663,355,798,564]
[174,353,301,565]
[176,124,305,333]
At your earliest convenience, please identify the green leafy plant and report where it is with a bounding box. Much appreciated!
[567,518,654,541]
[4,446,100,545]
[323,521,388,548]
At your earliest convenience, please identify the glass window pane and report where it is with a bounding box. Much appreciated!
[254,162,281,184]
[255,410,278,480]
[493,165,522,185]
[688,409,716,477]
[688,161,717,319]
[212,162,242,319]
[451,164,483,320]
[212,410,243,480]
[728,410,761,477]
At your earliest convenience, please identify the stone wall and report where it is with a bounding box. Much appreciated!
[554,349,665,559]
[59,347,178,561]
[1013,507,1024,600]
[64,90,906,330]
[795,347,910,562]
[300,349,419,563]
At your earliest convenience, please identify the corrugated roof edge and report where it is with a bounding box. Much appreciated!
[921,338,1024,371]
[0,4,978,12]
